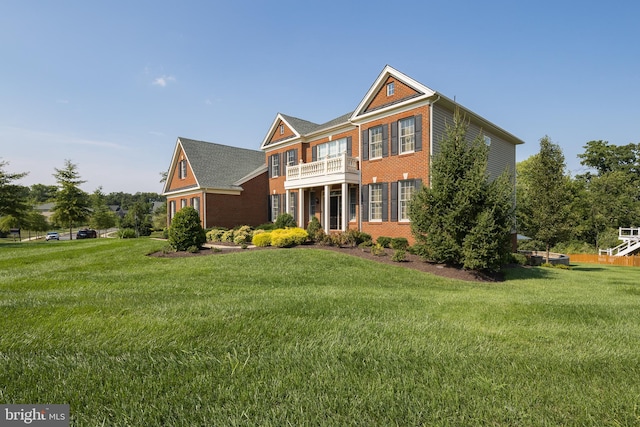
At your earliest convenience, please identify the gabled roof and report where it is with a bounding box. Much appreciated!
[351,65,436,121]
[163,137,266,194]
[260,112,354,149]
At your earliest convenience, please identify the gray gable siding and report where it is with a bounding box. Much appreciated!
[431,104,515,181]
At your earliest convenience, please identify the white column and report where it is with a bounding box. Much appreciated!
[298,189,304,228]
[285,189,290,217]
[341,182,348,231]
[324,185,330,234]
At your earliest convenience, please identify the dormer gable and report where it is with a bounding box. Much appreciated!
[351,65,436,121]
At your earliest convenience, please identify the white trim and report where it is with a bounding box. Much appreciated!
[162,138,202,194]
[260,113,302,149]
[233,165,268,186]
[350,65,435,122]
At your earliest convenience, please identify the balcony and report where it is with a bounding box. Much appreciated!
[284,153,360,189]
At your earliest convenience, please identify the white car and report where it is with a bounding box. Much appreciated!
[46,232,60,241]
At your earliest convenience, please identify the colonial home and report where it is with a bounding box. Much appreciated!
[260,65,524,242]
[163,137,268,228]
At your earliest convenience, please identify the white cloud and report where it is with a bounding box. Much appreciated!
[152,75,176,87]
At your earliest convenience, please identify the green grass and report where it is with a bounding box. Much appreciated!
[1,239,640,426]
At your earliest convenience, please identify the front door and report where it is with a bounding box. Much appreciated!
[330,191,341,230]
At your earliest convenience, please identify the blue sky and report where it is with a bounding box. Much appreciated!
[2,0,639,194]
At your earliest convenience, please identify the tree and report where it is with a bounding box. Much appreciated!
[522,136,572,260]
[120,201,152,237]
[167,206,206,251]
[51,160,91,239]
[0,160,29,219]
[89,187,117,237]
[28,184,58,204]
[578,140,639,177]
[409,109,515,271]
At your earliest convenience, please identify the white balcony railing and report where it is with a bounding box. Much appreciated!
[286,153,359,181]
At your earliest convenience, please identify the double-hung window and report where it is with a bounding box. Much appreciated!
[191,197,200,213]
[271,154,280,177]
[399,117,415,153]
[369,127,383,159]
[369,184,383,221]
[179,160,187,179]
[349,187,357,222]
[286,150,296,166]
[271,194,279,222]
[399,181,416,221]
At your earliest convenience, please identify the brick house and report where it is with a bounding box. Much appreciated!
[163,137,268,228]
[260,65,524,243]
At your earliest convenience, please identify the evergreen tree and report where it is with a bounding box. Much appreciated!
[0,160,29,219]
[524,136,572,260]
[168,206,206,251]
[51,160,91,239]
[409,109,514,271]
[89,187,117,237]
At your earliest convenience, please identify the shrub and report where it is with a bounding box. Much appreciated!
[255,222,276,231]
[168,206,207,251]
[206,228,227,242]
[270,228,308,248]
[390,237,409,250]
[118,228,137,239]
[187,245,200,253]
[342,229,371,247]
[274,213,296,229]
[358,240,373,250]
[252,232,272,247]
[392,249,407,262]
[510,253,528,266]
[306,217,323,242]
[376,236,392,248]
[371,243,386,256]
[233,225,253,245]
[221,229,235,243]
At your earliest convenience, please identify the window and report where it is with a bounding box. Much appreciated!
[387,82,395,96]
[169,201,176,222]
[484,135,492,146]
[316,138,347,159]
[309,191,316,217]
[369,127,383,159]
[288,192,297,221]
[369,184,383,221]
[280,124,285,135]
[181,199,187,208]
[286,150,296,166]
[399,117,415,153]
[271,194,280,222]
[271,154,280,177]
[399,181,416,221]
[191,197,200,213]
[179,159,187,179]
[349,187,357,222]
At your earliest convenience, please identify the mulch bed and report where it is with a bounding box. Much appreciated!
[149,243,505,283]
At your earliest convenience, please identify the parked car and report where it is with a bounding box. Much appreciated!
[46,232,60,241]
[76,229,97,239]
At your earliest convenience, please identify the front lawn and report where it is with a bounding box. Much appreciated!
[1,239,639,425]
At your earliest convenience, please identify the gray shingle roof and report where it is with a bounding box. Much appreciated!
[178,137,266,190]
[281,112,353,137]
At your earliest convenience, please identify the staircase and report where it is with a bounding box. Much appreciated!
[599,228,640,256]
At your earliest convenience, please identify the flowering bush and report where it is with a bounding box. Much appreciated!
[270,228,308,248]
